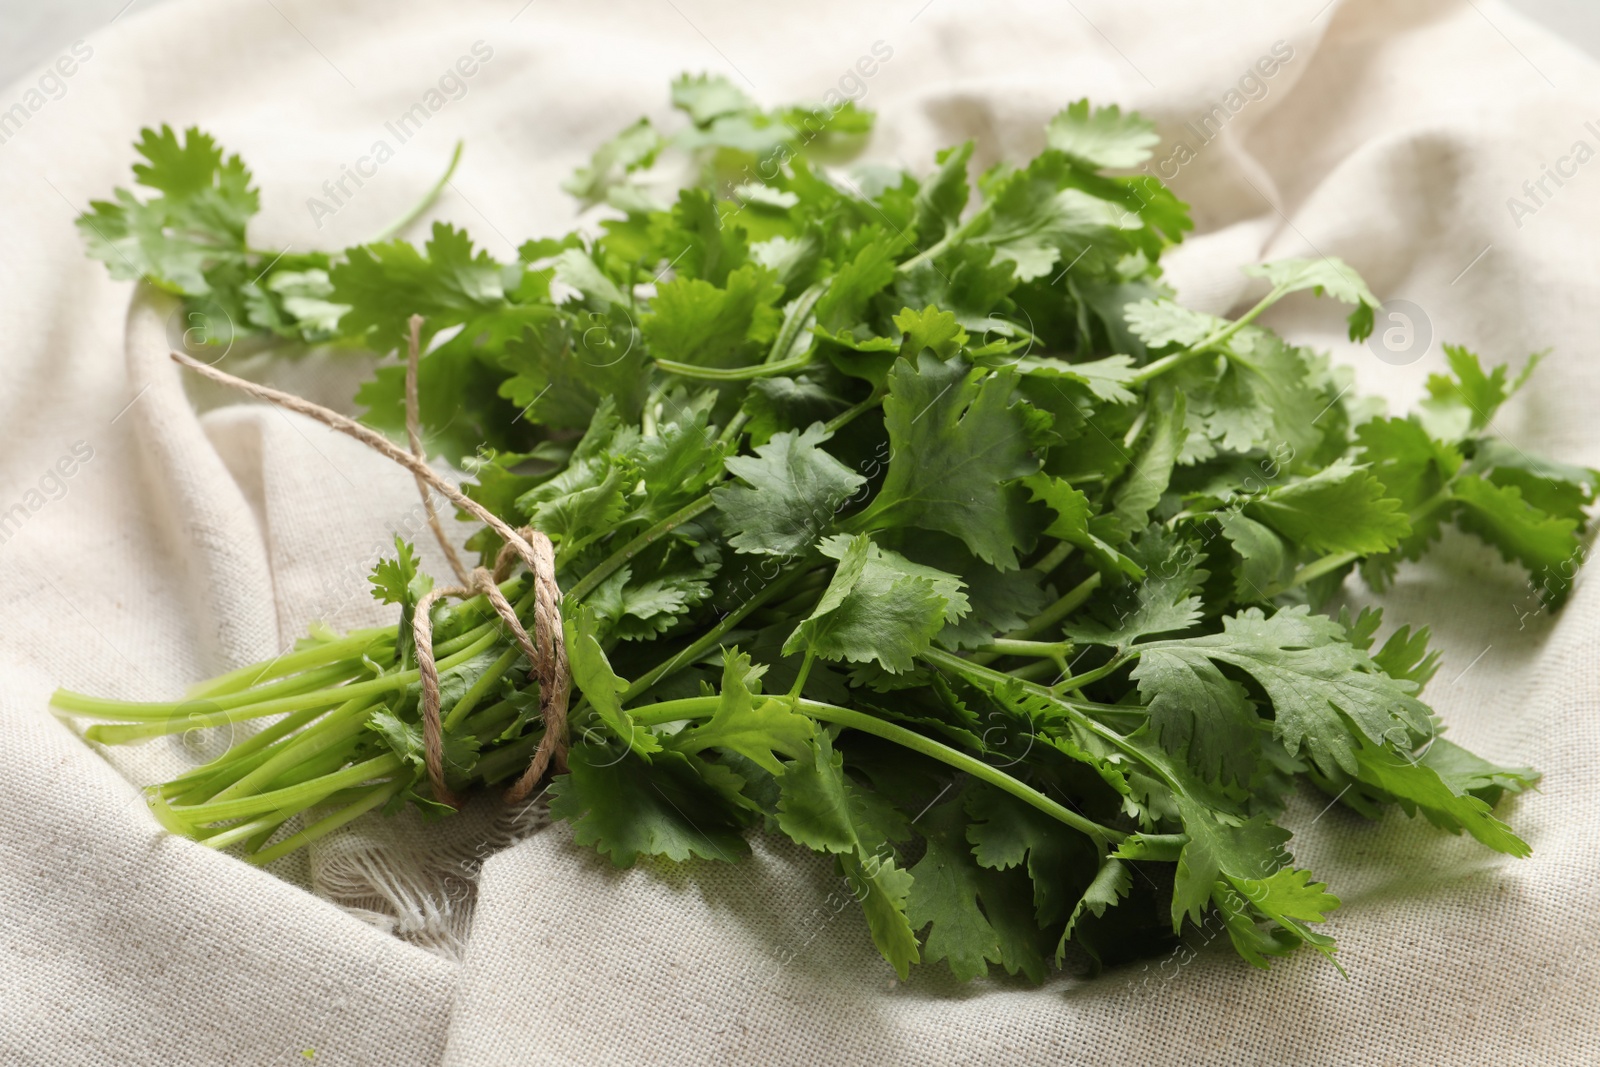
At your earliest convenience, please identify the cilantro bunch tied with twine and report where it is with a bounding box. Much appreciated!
[57,77,1591,980]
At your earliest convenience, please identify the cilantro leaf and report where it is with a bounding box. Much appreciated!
[1004,354,1140,405]
[1045,100,1160,170]
[774,730,879,853]
[1419,344,1517,436]
[813,237,898,333]
[563,117,663,207]
[369,702,482,789]
[77,125,258,294]
[644,263,784,370]
[1419,738,1539,803]
[671,72,755,125]
[331,222,506,344]
[906,796,1047,981]
[548,747,750,867]
[586,564,711,641]
[1138,607,1432,776]
[1201,335,1335,461]
[965,784,1093,933]
[1062,859,1133,942]
[667,649,815,773]
[1249,460,1411,555]
[894,243,1020,336]
[967,152,1129,281]
[1129,644,1259,785]
[565,607,660,755]
[1025,474,1144,579]
[368,538,433,668]
[1357,416,1462,514]
[855,353,1049,568]
[1453,474,1583,607]
[1217,512,1289,599]
[771,731,924,977]
[911,141,975,241]
[1065,539,1205,647]
[1108,390,1186,540]
[1474,437,1597,518]
[1124,299,1219,349]
[1347,734,1531,856]
[711,423,866,556]
[784,534,968,673]
[498,306,649,431]
[1243,256,1381,342]
[1220,867,1340,968]
[1170,796,1291,929]
[841,850,921,980]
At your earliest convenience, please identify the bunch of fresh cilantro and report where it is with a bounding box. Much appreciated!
[59,76,1593,980]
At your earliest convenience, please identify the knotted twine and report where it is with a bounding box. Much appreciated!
[170,345,570,809]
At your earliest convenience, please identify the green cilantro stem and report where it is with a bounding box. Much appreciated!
[185,627,392,699]
[641,392,660,437]
[822,391,886,434]
[1121,407,1149,449]
[921,648,1187,795]
[620,568,809,701]
[1015,571,1102,636]
[158,703,333,793]
[163,752,404,825]
[655,351,814,381]
[1281,550,1361,592]
[716,410,750,448]
[70,628,502,740]
[208,697,374,803]
[1006,658,1065,684]
[795,699,1125,845]
[978,638,1072,659]
[1051,652,1131,693]
[200,782,380,851]
[565,495,717,603]
[788,650,818,697]
[56,661,360,722]
[919,648,1106,714]
[369,140,464,243]
[1032,542,1075,576]
[766,282,826,363]
[971,571,1101,668]
[252,738,373,797]
[247,778,410,866]
[472,723,545,785]
[630,696,1125,844]
[896,205,993,274]
[1126,283,1288,386]
[443,646,521,730]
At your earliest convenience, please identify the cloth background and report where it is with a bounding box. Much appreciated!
[2,0,1598,1063]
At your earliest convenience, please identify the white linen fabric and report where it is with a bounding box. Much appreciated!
[2,0,1598,1063]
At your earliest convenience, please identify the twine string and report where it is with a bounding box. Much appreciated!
[404,314,470,586]
[170,349,571,808]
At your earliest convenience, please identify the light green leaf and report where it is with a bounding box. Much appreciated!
[1046,99,1160,170]
[1243,256,1380,342]
[564,607,660,755]
[669,650,815,774]
[1249,459,1410,555]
